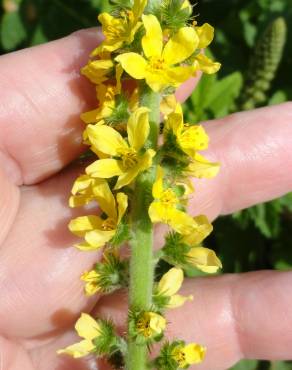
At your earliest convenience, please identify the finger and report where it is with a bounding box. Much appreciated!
[191,102,292,219]
[94,271,292,370]
[1,103,292,340]
[0,163,102,340]
[0,29,198,186]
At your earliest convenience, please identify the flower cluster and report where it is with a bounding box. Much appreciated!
[58,1,222,369]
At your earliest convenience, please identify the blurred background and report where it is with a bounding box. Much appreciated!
[0,0,291,369]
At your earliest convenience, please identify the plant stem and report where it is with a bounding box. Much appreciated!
[126,85,160,370]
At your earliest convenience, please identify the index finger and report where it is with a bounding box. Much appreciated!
[0,29,198,186]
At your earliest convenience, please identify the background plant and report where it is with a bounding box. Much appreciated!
[1,0,291,369]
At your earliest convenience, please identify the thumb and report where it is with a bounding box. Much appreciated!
[0,165,20,245]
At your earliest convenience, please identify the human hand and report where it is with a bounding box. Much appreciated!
[0,29,292,370]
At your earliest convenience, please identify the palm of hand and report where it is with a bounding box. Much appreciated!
[1,29,292,370]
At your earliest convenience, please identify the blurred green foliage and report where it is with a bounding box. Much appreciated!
[0,0,291,369]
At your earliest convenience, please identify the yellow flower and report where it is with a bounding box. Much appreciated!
[116,15,198,92]
[182,215,214,245]
[157,268,193,308]
[81,65,123,125]
[185,153,220,179]
[172,343,206,368]
[165,105,209,158]
[81,54,114,85]
[92,0,147,54]
[69,175,110,208]
[69,180,128,251]
[182,0,192,13]
[81,270,101,296]
[137,312,166,338]
[193,22,221,75]
[149,166,196,234]
[185,245,222,273]
[85,107,155,189]
[57,313,101,358]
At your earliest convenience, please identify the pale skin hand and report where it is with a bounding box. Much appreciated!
[0,29,292,370]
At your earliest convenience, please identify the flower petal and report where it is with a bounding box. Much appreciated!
[158,267,184,296]
[69,216,103,237]
[163,27,199,65]
[127,107,150,151]
[186,153,220,179]
[186,246,222,273]
[168,208,199,235]
[142,14,163,59]
[85,229,116,248]
[75,313,101,340]
[194,54,221,74]
[117,192,128,223]
[168,294,193,308]
[196,23,215,49]
[184,343,206,364]
[114,149,155,189]
[92,180,117,220]
[165,65,195,85]
[86,159,124,179]
[57,339,95,358]
[133,0,147,19]
[116,53,147,79]
[152,165,164,199]
[86,125,127,156]
[182,215,213,245]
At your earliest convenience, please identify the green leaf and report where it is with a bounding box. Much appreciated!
[1,11,27,50]
[230,359,259,370]
[268,90,287,106]
[208,72,243,118]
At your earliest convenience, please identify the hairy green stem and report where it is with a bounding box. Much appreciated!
[126,85,160,370]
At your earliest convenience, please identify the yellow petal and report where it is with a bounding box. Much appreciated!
[186,246,222,273]
[57,339,94,358]
[81,271,101,296]
[114,149,155,189]
[158,267,184,296]
[194,53,221,74]
[75,313,101,340]
[85,229,116,248]
[163,27,199,65]
[117,192,128,223]
[168,294,193,308]
[160,94,177,116]
[92,180,117,220]
[86,125,127,156]
[86,159,124,178]
[81,59,113,84]
[184,343,206,364]
[71,175,96,195]
[69,216,103,237]
[115,63,123,94]
[127,107,150,151]
[116,53,147,79]
[181,0,192,13]
[165,112,183,137]
[168,208,199,235]
[142,14,163,59]
[187,153,220,179]
[148,312,166,334]
[69,194,93,208]
[152,165,164,199]
[145,69,171,92]
[80,109,102,124]
[196,23,215,49]
[165,65,195,85]
[133,0,147,19]
[182,215,213,245]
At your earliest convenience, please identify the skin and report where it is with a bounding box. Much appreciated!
[0,29,292,370]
